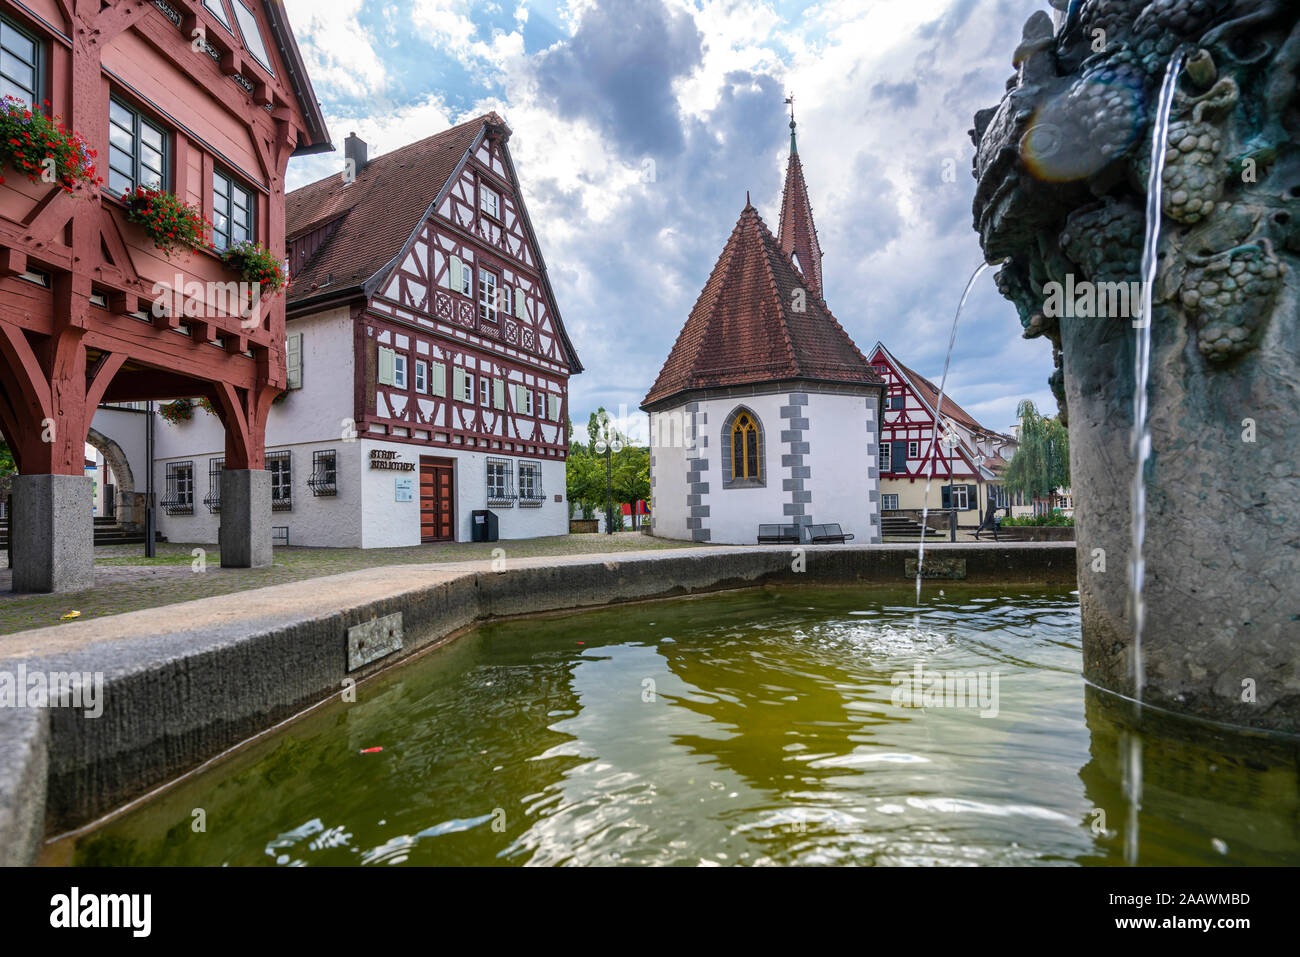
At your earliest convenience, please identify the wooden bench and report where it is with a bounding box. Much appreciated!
[807,523,854,544]
[757,524,801,544]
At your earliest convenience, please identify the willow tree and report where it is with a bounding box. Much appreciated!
[1004,400,1070,501]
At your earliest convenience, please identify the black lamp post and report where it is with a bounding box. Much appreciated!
[595,435,622,535]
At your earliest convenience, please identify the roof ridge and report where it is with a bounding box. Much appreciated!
[750,208,801,378]
[287,114,490,199]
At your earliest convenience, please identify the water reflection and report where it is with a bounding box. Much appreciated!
[57,586,1300,867]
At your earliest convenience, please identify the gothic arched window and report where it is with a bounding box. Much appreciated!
[723,406,765,488]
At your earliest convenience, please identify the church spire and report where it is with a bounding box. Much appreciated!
[778,94,823,298]
[785,93,797,153]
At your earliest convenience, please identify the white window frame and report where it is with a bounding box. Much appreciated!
[518,461,543,505]
[480,185,499,220]
[415,359,427,394]
[524,389,534,416]
[479,268,498,323]
[479,377,489,406]
[462,372,475,403]
[882,493,899,511]
[393,354,408,389]
[951,485,969,510]
[908,440,919,458]
[878,443,891,473]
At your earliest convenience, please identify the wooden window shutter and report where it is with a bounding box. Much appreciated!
[941,485,952,509]
[378,346,395,386]
[891,441,908,473]
[286,332,302,390]
[547,394,559,421]
[449,255,462,290]
[432,364,447,397]
[493,378,505,410]
[453,367,464,400]
[514,286,526,319]
[966,484,978,510]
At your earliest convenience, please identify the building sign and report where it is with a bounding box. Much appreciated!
[369,449,415,471]
[395,477,414,502]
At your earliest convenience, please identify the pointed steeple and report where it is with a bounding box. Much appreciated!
[641,202,878,410]
[778,95,823,299]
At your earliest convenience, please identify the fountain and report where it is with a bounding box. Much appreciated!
[916,262,992,605]
[970,2,1299,733]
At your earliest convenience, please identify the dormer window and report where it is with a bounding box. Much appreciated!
[231,0,274,74]
[791,251,802,274]
[480,186,499,220]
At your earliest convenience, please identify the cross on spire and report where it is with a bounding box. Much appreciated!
[784,92,797,153]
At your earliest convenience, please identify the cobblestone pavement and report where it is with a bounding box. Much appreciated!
[0,533,700,636]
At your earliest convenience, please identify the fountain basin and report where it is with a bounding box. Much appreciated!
[48,584,1300,867]
[0,544,1075,865]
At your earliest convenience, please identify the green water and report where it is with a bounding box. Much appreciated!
[67,586,1300,866]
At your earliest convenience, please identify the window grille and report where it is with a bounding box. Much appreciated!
[308,449,338,496]
[267,450,292,511]
[203,457,224,513]
[162,461,194,515]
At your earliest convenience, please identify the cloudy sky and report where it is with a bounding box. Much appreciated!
[282,0,1059,439]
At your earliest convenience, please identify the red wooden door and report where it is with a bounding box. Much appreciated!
[420,457,455,542]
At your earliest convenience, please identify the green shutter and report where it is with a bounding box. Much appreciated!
[548,394,559,421]
[515,286,526,319]
[891,440,908,473]
[966,484,978,510]
[286,332,302,390]
[432,364,446,397]
[493,378,505,410]
[453,367,464,401]
[377,347,395,386]
[449,255,462,291]
[941,485,952,509]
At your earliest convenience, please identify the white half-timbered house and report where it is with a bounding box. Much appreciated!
[139,113,580,547]
[868,342,1021,521]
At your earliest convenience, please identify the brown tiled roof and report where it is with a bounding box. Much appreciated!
[285,115,486,303]
[777,150,823,298]
[641,203,881,408]
[893,357,986,433]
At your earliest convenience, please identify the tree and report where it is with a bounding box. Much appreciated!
[1004,400,1070,503]
[565,408,651,528]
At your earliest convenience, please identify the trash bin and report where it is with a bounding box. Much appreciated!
[471,509,499,542]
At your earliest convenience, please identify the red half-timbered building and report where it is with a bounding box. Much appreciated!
[868,342,1018,520]
[0,0,328,591]
[152,113,580,548]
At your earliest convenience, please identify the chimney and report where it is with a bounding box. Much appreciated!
[344,132,368,176]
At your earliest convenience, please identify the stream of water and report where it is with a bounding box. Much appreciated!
[1122,50,1186,867]
[915,262,991,604]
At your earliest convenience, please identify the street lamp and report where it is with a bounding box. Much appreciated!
[594,435,623,534]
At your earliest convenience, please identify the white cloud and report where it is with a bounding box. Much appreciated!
[284,0,389,101]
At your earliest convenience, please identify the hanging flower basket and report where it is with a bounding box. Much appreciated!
[0,96,100,192]
[158,399,194,424]
[221,240,288,296]
[123,187,209,257]
[159,398,217,424]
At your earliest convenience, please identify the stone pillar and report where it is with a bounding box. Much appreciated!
[10,474,93,593]
[218,469,272,568]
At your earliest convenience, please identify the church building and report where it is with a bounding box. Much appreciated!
[641,109,885,545]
